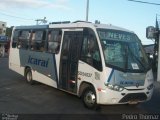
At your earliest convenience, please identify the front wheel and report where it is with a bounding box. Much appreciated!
[82,87,97,109]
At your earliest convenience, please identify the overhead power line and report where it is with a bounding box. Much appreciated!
[128,0,160,5]
[0,11,34,21]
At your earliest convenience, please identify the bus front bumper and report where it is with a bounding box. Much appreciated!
[97,87,154,105]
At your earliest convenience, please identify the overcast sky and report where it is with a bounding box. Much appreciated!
[0,0,159,45]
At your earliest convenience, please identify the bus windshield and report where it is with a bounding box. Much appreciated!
[97,29,150,72]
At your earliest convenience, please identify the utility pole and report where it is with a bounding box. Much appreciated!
[153,15,159,73]
[146,15,160,82]
[155,15,160,82]
[153,15,160,82]
[157,34,160,82]
[86,0,89,21]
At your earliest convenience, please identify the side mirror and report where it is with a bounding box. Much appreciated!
[146,26,156,39]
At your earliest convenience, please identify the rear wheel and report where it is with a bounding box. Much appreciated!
[82,87,97,109]
[25,68,34,85]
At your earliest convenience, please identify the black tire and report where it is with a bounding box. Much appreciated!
[82,86,97,109]
[25,68,34,85]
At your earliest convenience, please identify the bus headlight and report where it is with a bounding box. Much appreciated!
[105,83,124,92]
[147,83,154,90]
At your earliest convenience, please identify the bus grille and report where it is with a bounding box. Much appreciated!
[119,93,147,103]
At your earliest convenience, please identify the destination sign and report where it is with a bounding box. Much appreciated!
[98,30,133,41]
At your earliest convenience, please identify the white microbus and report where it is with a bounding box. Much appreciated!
[9,21,154,109]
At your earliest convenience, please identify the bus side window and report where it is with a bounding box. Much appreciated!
[80,28,102,71]
[31,31,46,51]
[12,30,19,48]
[18,31,30,49]
[48,30,62,54]
[31,32,35,50]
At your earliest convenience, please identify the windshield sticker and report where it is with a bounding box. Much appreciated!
[131,63,139,70]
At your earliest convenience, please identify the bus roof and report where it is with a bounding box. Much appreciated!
[49,21,134,33]
[14,21,133,33]
[14,25,48,30]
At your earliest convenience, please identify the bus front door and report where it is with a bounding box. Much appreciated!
[59,30,83,93]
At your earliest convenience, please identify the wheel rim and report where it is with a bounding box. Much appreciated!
[84,90,96,107]
[26,71,32,82]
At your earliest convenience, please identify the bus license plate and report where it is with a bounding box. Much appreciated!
[129,101,138,104]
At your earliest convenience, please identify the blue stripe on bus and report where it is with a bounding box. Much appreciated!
[107,69,114,82]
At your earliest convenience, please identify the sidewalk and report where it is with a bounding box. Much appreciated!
[0,52,8,58]
[153,71,160,93]
[154,81,160,94]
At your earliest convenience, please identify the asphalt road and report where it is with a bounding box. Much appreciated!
[0,57,160,120]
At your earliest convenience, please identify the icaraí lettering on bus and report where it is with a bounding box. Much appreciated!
[28,56,49,68]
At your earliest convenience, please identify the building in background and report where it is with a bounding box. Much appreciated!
[0,21,7,57]
[0,21,6,35]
